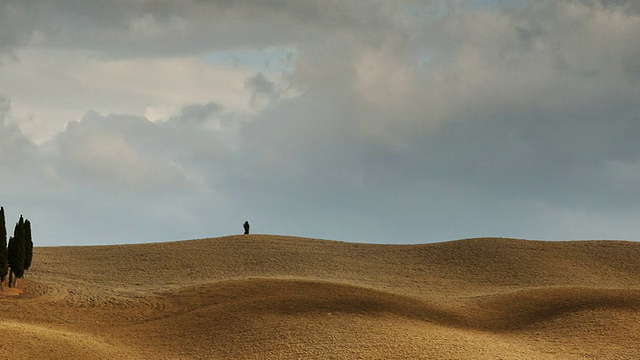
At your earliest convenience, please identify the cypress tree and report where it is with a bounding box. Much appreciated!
[23,219,33,272]
[7,237,15,287]
[0,208,8,290]
[8,216,25,286]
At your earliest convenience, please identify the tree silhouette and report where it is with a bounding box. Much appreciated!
[23,219,33,272]
[8,216,25,287]
[0,208,8,290]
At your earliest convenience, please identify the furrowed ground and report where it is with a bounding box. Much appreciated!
[1,235,639,359]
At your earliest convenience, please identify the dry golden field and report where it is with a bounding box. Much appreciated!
[1,235,639,359]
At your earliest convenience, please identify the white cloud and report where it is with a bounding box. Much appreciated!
[0,49,272,143]
[51,112,185,191]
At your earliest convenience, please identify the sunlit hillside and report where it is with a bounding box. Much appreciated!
[1,235,639,359]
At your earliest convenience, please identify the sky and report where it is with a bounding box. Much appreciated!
[1,0,640,246]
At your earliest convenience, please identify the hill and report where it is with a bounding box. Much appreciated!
[1,235,639,359]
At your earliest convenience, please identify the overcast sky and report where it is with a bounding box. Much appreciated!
[1,0,640,246]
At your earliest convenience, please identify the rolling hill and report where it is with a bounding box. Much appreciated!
[1,235,639,359]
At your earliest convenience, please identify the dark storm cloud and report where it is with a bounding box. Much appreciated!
[236,0,640,241]
[597,0,640,12]
[0,0,400,58]
[168,102,222,126]
[246,74,277,98]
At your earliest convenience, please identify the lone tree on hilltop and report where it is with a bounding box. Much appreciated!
[0,208,8,290]
[8,216,26,287]
[243,221,250,235]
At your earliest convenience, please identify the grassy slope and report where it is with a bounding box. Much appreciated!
[0,235,638,359]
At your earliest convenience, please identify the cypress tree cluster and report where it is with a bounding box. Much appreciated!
[0,210,35,289]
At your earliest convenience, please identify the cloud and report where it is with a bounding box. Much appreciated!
[0,96,36,171]
[597,0,640,13]
[1,0,640,245]
[168,102,222,126]
[0,0,401,59]
[0,95,10,120]
[230,0,640,241]
[0,48,260,143]
[624,49,640,79]
[246,73,280,109]
[29,106,237,244]
[51,112,186,192]
[47,104,246,195]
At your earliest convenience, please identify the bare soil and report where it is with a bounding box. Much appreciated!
[2,235,639,359]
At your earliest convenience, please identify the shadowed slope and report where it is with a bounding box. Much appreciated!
[79,279,640,359]
[3,235,639,359]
